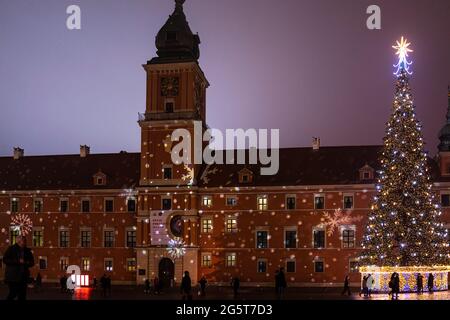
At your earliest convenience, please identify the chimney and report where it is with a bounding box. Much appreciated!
[80,145,90,158]
[13,147,24,160]
[312,137,320,151]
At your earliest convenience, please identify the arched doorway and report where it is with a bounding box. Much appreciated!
[159,258,174,288]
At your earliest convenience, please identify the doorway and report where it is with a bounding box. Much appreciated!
[158,258,174,288]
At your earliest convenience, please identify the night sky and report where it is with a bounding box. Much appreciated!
[0,0,449,157]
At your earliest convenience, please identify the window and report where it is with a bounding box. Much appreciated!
[105,199,114,213]
[81,199,90,213]
[241,174,249,183]
[60,257,69,271]
[10,228,19,245]
[34,198,43,213]
[238,169,253,184]
[104,230,115,248]
[0,256,3,270]
[33,228,44,247]
[201,218,213,233]
[202,254,212,268]
[343,195,354,209]
[127,198,136,212]
[60,199,69,213]
[104,259,113,272]
[39,257,47,270]
[162,198,172,210]
[349,259,359,273]
[363,172,370,179]
[97,177,103,185]
[441,194,450,207]
[257,195,268,210]
[59,230,69,248]
[226,196,237,206]
[10,198,19,213]
[359,165,374,180]
[225,217,238,233]
[165,102,174,113]
[202,196,212,207]
[163,166,173,179]
[257,259,267,273]
[342,228,355,248]
[314,260,324,273]
[126,229,136,248]
[81,258,90,272]
[314,195,325,209]
[256,230,268,249]
[313,228,325,248]
[225,253,236,267]
[127,259,136,272]
[81,230,91,248]
[285,229,297,249]
[286,260,296,273]
[286,196,296,210]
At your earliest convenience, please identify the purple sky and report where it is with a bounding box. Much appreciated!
[0,0,449,157]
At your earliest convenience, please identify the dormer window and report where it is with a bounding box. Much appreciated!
[238,168,253,184]
[93,171,107,186]
[359,164,374,181]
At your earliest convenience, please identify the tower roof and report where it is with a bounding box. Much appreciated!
[438,86,450,151]
[149,0,200,64]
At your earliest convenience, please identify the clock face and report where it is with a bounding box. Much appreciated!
[161,77,179,97]
[169,215,183,237]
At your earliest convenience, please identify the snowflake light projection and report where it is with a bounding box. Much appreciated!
[200,165,219,184]
[167,238,186,259]
[321,209,363,236]
[181,164,195,185]
[11,214,33,236]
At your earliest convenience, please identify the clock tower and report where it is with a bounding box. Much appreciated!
[136,0,209,285]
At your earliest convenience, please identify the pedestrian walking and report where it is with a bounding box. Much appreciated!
[3,235,35,301]
[92,276,98,289]
[198,276,207,297]
[392,272,400,300]
[60,274,68,293]
[144,278,151,294]
[231,276,240,298]
[427,273,434,293]
[153,276,160,295]
[100,274,108,297]
[342,275,352,296]
[416,273,424,294]
[366,274,374,297]
[180,271,192,300]
[276,268,287,300]
[35,272,42,292]
[360,275,368,297]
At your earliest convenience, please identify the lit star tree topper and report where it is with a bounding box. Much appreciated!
[392,36,413,76]
[360,37,449,267]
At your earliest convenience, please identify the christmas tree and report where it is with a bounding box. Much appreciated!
[360,37,449,267]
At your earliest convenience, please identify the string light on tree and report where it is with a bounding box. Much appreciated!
[359,37,449,292]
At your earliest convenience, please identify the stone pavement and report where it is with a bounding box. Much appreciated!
[0,284,448,300]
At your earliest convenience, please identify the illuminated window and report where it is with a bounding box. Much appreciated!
[81,258,90,272]
[286,196,296,210]
[104,259,113,272]
[32,228,44,247]
[127,259,136,272]
[314,195,325,209]
[9,228,19,244]
[59,229,69,248]
[349,259,359,273]
[257,259,267,273]
[81,230,91,248]
[10,198,19,213]
[202,196,212,207]
[60,257,69,271]
[342,229,355,248]
[225,217,238,233]
[60,199,69,213]
[104,229,115,248]
[105,199,114,213]
[226,196,237,206]
[34,198,43,213]
[201,218,213,233]
[225,253,236,267]
[256,230,269,249]
[126,229,136,248]
[344,195,354,209]
[257,195,268,210]
[201,254,212,268]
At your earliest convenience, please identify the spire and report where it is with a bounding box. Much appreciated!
[438,86,450,151]
[149,0,200,64]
